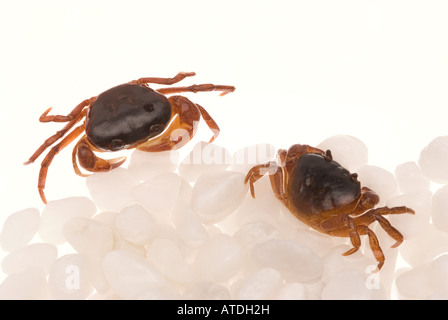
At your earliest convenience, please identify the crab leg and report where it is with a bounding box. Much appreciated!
[37,124,86,203]
[157,83,235,96]
[72,135,126,176]
[130,72,196,86]
[24,98,94,165]
[195,103,220,143]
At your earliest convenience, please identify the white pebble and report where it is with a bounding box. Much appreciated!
[356,165,398,205]
[430,185,448,233]
[394,161,430,194]
[115,204,157,246]
[223,175,282,231]
[251,239,323,283]
[87,255,111,295]
[303,280,325,300]
[0,267,48,299]
[321,245,375,285]
[290,227,335,257]
[131,172,184,217]
[230,143,277,174]
[39,196,97,245]
[418,136,448,183]
[86,168,140,212]
[2,243,57,275]
[178,141,232,182]
[429,254,448,295]
[0,208,40,252]
[63,217,114,256]
[93,211,118,228]
[182,281,231,300]
[94,212,146,256]
[146,238,196,284]
[321,269,372,300]
[399,224,448,267]
[194,234,244,283]
[171,201,209,248]
[233,267,282,300]
[275,282,307,300]
[395,264,433,299]
[191,170,247,224]
[48,254,92,300]
[127,149,179,181]
[102,249,176,299]
[317,135,368,172]
[386,190,431,239]
[427,292,448,300]
[233,221,278,249]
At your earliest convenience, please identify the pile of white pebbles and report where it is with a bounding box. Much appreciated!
[1,135,448,300]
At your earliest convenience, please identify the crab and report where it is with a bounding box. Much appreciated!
[244,144,415,271]
[25,72,235,203]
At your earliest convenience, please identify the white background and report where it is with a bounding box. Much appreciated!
[1,1,448,222]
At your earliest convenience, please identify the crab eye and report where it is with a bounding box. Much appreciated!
[143,103,154,112]
[149,124,165,135]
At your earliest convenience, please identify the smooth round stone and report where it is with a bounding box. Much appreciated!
[290,227,335,257]
[48,254,92,300]
[2,243,57,275]
[356,165,398,205]
[321,245,375,284]
[321,269,372,300]
[317,135,368,172]
[182,281,231,300]
[230,143,276,174]
[399,224,448,267]
[222,175,282,232]
[115,204,157,246]
[39,197,97,245]
[178,141,232,182]
[233,268,282,300]
[194,234,244,283]
[394,161,430,194]
[429,254,448,295]
[191,170,247,224]
[386,190,431,239]
[86,255,111,295]
[93,211,147,257]
[102,249,175,300]
[251,239,323,283]
[0,208,40,252]
[171,201,208,248]
[430,185,448,233]
[395,264,433,299]
[418,136,448,183]
[303,280,325,300]
[0,267,48,299]
[427,292,448,300]
[233,221,278,249]
[93,211,118,229]
[86,168,140,212]
[131,172,185,217]
[275,283,307,300]
[63,217,114,256]
[127,149,179,182]
[146,238,196,284]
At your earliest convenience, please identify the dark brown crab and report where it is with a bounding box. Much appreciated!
[245,144,415,271]
[25,72,235,203]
